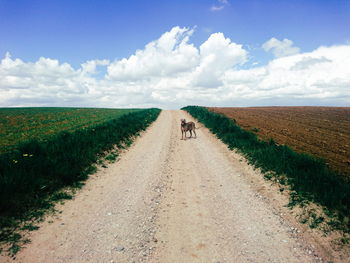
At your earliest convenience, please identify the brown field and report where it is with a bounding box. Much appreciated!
[208,107,350,177]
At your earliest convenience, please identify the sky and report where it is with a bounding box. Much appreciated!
[0,0,350,108]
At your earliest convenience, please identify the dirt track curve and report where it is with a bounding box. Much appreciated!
[4,110,327,263]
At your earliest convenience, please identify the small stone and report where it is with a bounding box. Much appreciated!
[114,246,125,252]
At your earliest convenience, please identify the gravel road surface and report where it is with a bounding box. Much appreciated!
[5,110,325,263]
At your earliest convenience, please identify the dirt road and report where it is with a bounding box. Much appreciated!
[6,110,325,263]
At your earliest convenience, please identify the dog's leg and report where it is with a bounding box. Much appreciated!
[193,129,197,138]
[189,130,192,138]
[181,129,183,140]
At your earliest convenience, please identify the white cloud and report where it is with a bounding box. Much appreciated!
[223,45,350,105]
[81,59,109,75]
[210,0,229,11]
[107,27,199,80]
[0,27,350,109]
[210,5,224,11]
[262,37,300,57]
[192,33,247,87]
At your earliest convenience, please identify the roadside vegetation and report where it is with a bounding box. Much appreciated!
[182,106,350,238]
[0,107,161,255]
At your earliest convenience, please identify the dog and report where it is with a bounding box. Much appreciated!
[181,119,197,140]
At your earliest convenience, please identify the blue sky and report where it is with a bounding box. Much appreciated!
[0,0,349,108]
[1,0,349,67]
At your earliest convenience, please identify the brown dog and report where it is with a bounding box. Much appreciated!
[181,119,196,140]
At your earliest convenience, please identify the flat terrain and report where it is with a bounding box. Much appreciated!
[1,110,338,263]
[0,107,139,153]
[209,107,350,177]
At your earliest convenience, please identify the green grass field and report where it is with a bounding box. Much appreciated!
[0,107,161,254]
[0,107,141,153]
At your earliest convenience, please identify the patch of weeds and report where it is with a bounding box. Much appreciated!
[5,232,21,244]
[328,218,344,230]
[124,138,133,147]
[22,238,31,245]
[288,191,309,208]
[21,224,39,232]
[276,174,288,185]
[9,243,20,256]
[309,213,325,229]
[264,171,274,180]
[324,208,334,217]
[105,153,118,162]
[85,165,97,175]
[97,156,108,168]
[117,142,126,150]
[251,127,260,133]
[300,217,308,224]
[71,181,85,189]
[340,236,350,244]
[50,192,73,202]
[26,205,52,221]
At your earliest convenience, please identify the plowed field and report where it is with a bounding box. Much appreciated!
[208,107,350,177]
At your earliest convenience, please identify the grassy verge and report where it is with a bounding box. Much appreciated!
[0,108,161,255]
[182,106,350,235]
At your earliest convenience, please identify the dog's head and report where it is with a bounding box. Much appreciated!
[181,119,186,126]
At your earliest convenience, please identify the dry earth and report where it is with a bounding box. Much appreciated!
[208,106,350,177]
[1,110,343,262]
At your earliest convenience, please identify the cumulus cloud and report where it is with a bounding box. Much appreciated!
[81,59,109,75]
[223,45,350,105]
[291,56,331,70]
[262,37,300,57]
[1,27,350,108]
[192,33,247,87]
[107,27,198,80]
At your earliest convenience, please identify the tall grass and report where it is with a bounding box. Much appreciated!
[182,106,350,232]
[0,108,160,234]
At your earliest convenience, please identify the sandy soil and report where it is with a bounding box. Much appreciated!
[2,110,338,262]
